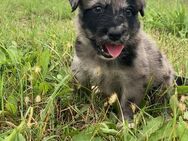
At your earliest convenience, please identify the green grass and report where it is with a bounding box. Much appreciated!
[0,0,188,140]
[144,0,188,38]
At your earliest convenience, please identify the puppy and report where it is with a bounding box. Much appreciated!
[69,0,175,120]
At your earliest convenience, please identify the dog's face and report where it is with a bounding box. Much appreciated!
[69,0,145,60]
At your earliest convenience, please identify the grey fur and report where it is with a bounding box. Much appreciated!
[70,0,175,120]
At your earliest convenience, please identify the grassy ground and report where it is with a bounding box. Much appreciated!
[0,0,188,140]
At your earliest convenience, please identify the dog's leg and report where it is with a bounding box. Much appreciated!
[118,94,134,121]
[71,56,91,95]
[118,85,145,121]
[72,70,91,96]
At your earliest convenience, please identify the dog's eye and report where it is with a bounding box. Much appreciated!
[93,6,104,14]
[124,9,133,17]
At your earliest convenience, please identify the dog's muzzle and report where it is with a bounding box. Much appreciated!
[96,27,126,59]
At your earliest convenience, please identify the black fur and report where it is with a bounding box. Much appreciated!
[81,4,140,37]
[175,76,188,86]
[81,5,114,35]
[69,0,80,12]
[79,3,140,64]
[127,0,145,16]
[117,44,137,67]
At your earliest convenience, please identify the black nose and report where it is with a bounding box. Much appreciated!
[108,28,123,41]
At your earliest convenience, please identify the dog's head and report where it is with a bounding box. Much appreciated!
[69,0,145,60]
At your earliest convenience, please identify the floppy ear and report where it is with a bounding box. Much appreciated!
[140,8,144,17]
[138,0,145,17]
[69,0,80,12]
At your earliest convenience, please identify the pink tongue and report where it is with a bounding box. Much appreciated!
[105,44,124,58]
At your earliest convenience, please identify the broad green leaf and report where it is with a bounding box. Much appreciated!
[170,94,179,114]
[140,117,164,139]
[121,127,137,141]
[8,42,22,64]
[72,124,105,141]
[0,49,7,65]
[5,121,26,141]
[5,95,18,115]
[99,123,118,135]
[73,132,103,141]
[177,86,188,94]
[15,133,26,141]
[177,117,188,141]
[149,120,176,141]
[72,133,92,141]
[38,48,50,79]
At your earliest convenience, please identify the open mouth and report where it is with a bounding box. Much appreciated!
[100,43,124,59]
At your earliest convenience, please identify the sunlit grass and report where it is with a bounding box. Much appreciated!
[0,0,188,140]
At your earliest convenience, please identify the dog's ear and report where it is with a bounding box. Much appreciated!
[69,0,80,12]
[137,0,145,17]
[140,8,144,17]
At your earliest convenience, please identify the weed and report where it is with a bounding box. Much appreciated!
[0,0,188,140]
